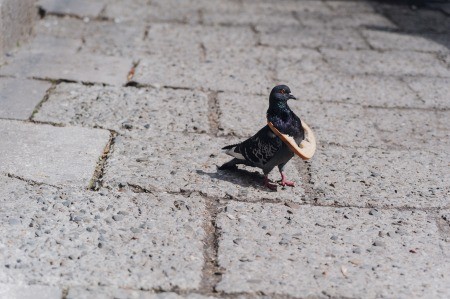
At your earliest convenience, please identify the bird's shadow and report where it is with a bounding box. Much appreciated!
[197,166,272,192]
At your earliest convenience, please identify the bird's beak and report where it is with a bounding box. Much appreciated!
[288,94,297,100]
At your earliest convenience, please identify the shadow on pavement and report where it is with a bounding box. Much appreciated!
[196,168,276,192]
[368,0,450,50]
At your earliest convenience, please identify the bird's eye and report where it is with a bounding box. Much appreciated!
[280,89,285,94]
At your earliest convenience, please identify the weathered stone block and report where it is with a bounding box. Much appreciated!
[34,83,210,135]
[0,284,62,299]
[0,120,110,187]
[103,133,306,202]
[0,48,133,86]
[322,49,450,77]
[310,145,450,208]
[0,178,205,290]
[216,202,450,298]
[259,25,368,50]
[0,78,51,120]
[37,0,106,18]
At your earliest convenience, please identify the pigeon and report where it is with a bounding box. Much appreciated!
[219,85,304,190]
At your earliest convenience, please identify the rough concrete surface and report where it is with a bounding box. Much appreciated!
[216,202,450,298]
[34,83,210,134]
[0,77,51,120]
[0,0,449,298]
[0,0,36,62]
[0,284,62,299]
[0,175,206,290]
[103,133,306,202]
[0,120,109,187]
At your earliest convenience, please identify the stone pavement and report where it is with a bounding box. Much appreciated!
[0,0,449,298]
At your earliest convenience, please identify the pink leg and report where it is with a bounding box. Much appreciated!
[263,175,277,191]
[279,172,295,187]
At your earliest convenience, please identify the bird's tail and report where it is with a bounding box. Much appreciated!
[222,143,245,160]
[222,143,239,150]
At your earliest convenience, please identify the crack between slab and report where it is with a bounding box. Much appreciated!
[88,131,117,191]
[291,11,303,26]
[29,76,111,87]
[296,159,320,203]
[38,6,114,23]
[61,287,69,299]
[4,173,62,189]
[199,42,207,63]
[199,197,225,295]
[356,28,375,50]
[121,181,442,213]
[29,83,57,121]
[62,284,306,299]
[207,91,221,135]
[198,9,204,25]
[143,25,150,41]
[249,24,262,47]
[126,60,140,83]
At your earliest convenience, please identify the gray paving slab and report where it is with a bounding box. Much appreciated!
[246,0,333,15]
[217,91,449,150]
[310,145,450,208]
[135,47,276,94]
[0,176,205,290]
[275,72,425,109]
[364,108,450,151]
[216,201,450,298]
[103,133,306,202]
[0,120,109,187]
[0,78,51,120]
[201,47,276,94]
[322,49,450,77]
[202,2,300,27]
[36,16,146,58]
[324,0,377,13]
[361,29,449,53]
[404,77,450,109]
[0,49,133,86]
[276,48,332,84]
[298,12,397,29]
[0,284,62,299]
[103,0,202,24]
[0,0,36,64]
[146,23,257,52]
[67,287,213,299]
[37,0,106,18]
[378,5,450,34]
[34,83,210,135]
[258,25,368,50]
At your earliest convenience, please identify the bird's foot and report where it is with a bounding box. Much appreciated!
[279,179,295,187]
[279,172,295,187]
[263,176,277,191]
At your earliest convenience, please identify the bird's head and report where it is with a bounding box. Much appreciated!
[269,85,296,105]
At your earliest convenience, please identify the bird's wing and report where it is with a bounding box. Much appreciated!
[237,125,283,166]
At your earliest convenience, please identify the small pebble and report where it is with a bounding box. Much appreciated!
[71,215,82,222]
[8,219,20,225]
[369,209,379,216]
[352,248,361,254]
[130,227,140,233]
[113,214,124,221]
[373,240,386,247]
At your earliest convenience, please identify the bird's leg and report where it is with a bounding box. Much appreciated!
[279,171,295,187]
[263,175,277,191]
